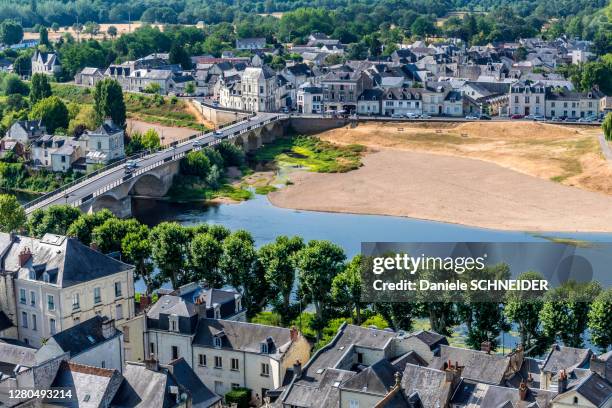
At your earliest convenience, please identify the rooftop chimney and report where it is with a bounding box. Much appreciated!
[101,318,116,339]
[558,370,568,394]
[481,341,492,354]
[90,242,99,252]
[145,354,160,372]
[18,248,32,267]
[518,381,528,401]
[293,360,302,379]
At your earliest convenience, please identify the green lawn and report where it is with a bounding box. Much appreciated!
[125,94,207,130]
[167,175,252,202]
[254,136,365,173]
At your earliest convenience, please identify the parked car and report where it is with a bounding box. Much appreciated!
[391,113,403,118]
[533,115,546,121]
[406,112,420,119]
[465,115,479,120]
[510,114,524,119]
[479,114,491,120]
[420,114,431,119]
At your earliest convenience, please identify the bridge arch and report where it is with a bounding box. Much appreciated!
[91,194,125,216]
[247,132,261,151]
[129,173,170,197]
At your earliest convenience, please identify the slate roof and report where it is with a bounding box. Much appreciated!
[433,345,510,385]
[478,383,556,408]
[400,363,454,408]
[0,310,14,332]
[391,351,428,371]
[45,316,120,357]
[570,372,612,407]
[6,234,133,288]
[505,357,542,389]
[49,361,122,408]
[341,359,401,395]
[168,358,221,407]
[413,330,449,351]
[282,368,354,408]
[285,63,313,77]
[358,88,383,101]
[193,319,292,357]
[541,345,592,376]
[111,362,183,408]
[147,295,197,319]
[0,341,36,376]
[90,120,123,136]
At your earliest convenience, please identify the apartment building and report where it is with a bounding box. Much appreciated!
[0,232,135,348]
[297,83,324,114]
[381,87,423,116]
[321,67,373,113]
[508,80,548,116]
[82,119,126,169]
[546,89,604,119]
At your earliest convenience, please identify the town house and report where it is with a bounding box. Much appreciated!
[0,232,135,348]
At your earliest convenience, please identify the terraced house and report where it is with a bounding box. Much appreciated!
[0,232,135,348]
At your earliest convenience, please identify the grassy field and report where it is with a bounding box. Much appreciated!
[167,175,252,202]
[254,136,365,173]
[318,121,611,195]
[51,83,94,104]
[125,94,206,130]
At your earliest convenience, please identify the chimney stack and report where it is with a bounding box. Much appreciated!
[90,242,99,251]
[558,370,568,394]
[481,341,492,354]
[518,381,528,401]
[145,354,160,372]
[293,360,302,379]
[101,318,116,339]
[18,248,32,267]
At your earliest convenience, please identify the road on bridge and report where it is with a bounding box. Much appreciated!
[24,112,282,215]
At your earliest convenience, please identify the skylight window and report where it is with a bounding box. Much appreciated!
[87,335,95,344]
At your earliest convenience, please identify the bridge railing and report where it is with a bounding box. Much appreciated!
[23,150,155,210]
[24,114,285,211]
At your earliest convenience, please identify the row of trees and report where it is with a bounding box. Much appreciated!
[0,192,610,353]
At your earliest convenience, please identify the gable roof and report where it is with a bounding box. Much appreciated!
[541,345,592,376]
[111,362,181,408]
[8,234,133,288]
[400,363,454,408]
[572,372,612,407]
[193,319,292,356]
[283,368,354,408]
[341,359,402,396]
[434,345,510,385]
[478,383,556,408]
[0,341,36,376]
[44,316,120,357]
[49,361,122,407]
[168,358,221,407]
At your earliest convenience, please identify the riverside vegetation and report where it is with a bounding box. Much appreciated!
[0,195,610,354]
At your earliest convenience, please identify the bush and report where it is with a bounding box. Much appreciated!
[181,151,211,176]
[224,388,251,408]
[217,141,245,166]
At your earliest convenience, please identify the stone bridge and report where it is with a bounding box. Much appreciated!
[23,114,350,218]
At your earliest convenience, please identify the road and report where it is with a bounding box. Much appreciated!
[24,112,281,214]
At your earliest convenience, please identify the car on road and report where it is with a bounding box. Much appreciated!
[420,114,431,119]
[478,114,491,120]
[510,114,524,119]
[213,130,224,138]
[465,115,479,120]
[391,113,403,118]
[125,160,139,169]
[193,140,206,147]
[405,112,420,119]
[532,115,546,121]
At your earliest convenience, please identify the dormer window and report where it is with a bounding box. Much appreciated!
[260,342,268,354]
[169,314,179,332]
[214,336,222,348]
[42,272,50,283]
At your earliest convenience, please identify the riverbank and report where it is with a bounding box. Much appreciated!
[268,148,612,232]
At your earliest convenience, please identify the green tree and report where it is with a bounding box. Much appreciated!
[540,281,602,348]
[181,150,211,176]
[0,20,23,46]
[258,236,304,325]
[504,271,547,355]
[91,218,143,254]
[588,289,612,352]
[12,55,31,77]
[107,26,118,39]
[373,302,416,331]
[27,205,81,237]
[219,230,257,292]
[141,128,161,150]
[30,96,69,134]
[2,74,29,96]
[150,222,190,288]
[296,240,346,341]
[143,82,161,94]
[184,82,195,95]
[51,23,60,33]
[122,224,158,295]
[603,112,612,141]
[66,209,114,246]
[94,78,126,127]
[411,16,436,37]
[169,42,192,70]
[0,194,26,233]
[331,255,365,324]
[30,73,52,104]
[39,26,49,46]
[189,233,224,288]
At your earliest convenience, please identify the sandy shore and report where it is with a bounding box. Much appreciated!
[268,149,612,232]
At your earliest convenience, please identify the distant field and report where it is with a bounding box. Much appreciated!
[23,22,170,42]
